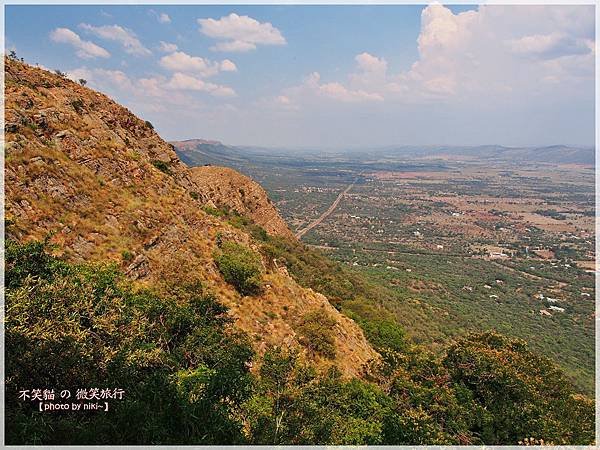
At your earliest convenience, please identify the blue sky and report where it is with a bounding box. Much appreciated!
[5,4,595,148]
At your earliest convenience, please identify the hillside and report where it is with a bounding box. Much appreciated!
[188,165,294,239]
[4,58,378,377]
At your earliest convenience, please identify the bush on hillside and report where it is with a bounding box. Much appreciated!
[5,239,254,445]
[213,241,263,295]
[297,311,337,359]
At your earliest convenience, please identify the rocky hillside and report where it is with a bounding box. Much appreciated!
[189,165,294,239]
[4,58,378,376]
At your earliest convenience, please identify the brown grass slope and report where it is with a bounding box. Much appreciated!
[189,165,295,239]
[4,58,378,377]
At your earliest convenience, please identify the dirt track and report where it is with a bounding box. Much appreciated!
[295,175,361,239]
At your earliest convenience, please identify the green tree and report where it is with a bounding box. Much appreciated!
[213,241,263,295]
[443,331,595,445]
[5,239,254,445]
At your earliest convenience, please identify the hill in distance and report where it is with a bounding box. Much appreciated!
[173,139,595,166]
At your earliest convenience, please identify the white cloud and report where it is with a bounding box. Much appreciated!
[164,72,236,97]
[67,67,131,90]
[310,71,383,103]
[355,52,387,74]
[67,66,236,109]
[149,9,171,24]
[49,28,110,59]
[159,50,235,77]
[284,72,383,104]
[158,41,178,53]
[211,86,237,97]
[211,40,257,52]
[319,82,384,102]
[198,13,286,52]
[159,51,214,75]
[508,32,592,59]
[79,23,151,56]
[404,4,595,99]
[220,59,237,72]
[286,4,595,106]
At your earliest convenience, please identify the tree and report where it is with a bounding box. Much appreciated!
[5,239,255,445]
[78,78,87,86]
[443,331,595,445]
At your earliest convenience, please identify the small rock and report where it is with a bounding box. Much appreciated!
[5,123,19,133]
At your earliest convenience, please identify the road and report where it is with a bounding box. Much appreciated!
[295,174,362,240]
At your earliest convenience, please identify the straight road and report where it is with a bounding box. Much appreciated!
[295,173,362,239]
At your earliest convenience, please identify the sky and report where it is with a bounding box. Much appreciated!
[5,4,596,148]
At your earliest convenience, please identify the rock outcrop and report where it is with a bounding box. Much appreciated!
[189,165,295,239]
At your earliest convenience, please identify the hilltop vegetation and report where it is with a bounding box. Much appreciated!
[5,239,594,445]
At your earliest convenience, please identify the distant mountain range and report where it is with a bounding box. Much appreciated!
[172,139,595,166]
[369,144,595,165]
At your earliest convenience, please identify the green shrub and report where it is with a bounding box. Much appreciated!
[121,250,133,262]
[151,160,171,175]
[5,239,254,445]
[202,205,228,217]
[297,311,337,359]
[70,99,84,114]
[214,241,263,295]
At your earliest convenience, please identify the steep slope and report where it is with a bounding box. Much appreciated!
[4,58,378,377]
[189,165,294,239]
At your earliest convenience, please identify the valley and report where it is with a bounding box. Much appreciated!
[176,141,596,394]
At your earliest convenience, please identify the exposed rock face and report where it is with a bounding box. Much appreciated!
[189,165,294,239]
[4,58,379,377]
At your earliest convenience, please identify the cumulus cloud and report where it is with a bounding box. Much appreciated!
[198,13,286,52]
[49,28,110,59]
[67,66,235,105]
[308,72,383,103]
[158,13,171,24]
[149,9,171,24]
[219,59,237,72]
[283,4,595,107]
[159,50,236,77]
[355,52,387,74]
[158,41,178,53]
[508,33,593,59]
[79,23,151,56]
[283,72,383,104]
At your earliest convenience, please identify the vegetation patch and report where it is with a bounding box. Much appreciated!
[297,310,337,359]
[213,241,263,295]
[151,160,171,175]
[5,238,254,445]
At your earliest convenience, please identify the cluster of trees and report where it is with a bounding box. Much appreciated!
[5,239,595,445]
